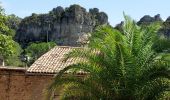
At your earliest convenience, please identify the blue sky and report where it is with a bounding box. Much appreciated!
[1,0,170,26]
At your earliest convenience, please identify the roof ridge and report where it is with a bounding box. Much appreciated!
[55,46,83,48]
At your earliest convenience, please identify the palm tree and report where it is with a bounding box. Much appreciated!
[46,15,170,100]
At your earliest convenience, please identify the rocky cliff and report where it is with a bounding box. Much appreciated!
[115,14,170,38]
[137,14,170,37]
[137,14,163,25]
[15,5,108,47]
[160,17,170,37]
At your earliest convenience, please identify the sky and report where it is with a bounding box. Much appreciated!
[1,0,170,26]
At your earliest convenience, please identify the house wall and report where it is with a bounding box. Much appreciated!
[0,68,55,100]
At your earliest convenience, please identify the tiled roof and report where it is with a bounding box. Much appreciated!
[27,46,83,74]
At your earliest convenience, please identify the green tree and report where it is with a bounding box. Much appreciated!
[25,42,56,65]
[0,5,9,35]
[0,5,18,37]
[5,42,23,67]
[46,15,170,100]
[0,34,19,66]
[0,5,21,66]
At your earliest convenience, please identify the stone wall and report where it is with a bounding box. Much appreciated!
[0,67,55,100]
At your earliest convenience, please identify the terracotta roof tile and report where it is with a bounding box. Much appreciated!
[27,46,83,74]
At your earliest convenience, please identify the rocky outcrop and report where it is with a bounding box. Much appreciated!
[138,14,170,37]
[137,14,163,25]
[114,14,170,38]
[159,17,170,37]
[15,5,108,47]
[114,15,163,33]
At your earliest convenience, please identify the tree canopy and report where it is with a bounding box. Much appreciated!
[0,6,10,35]
[0,34,15,57]
[0,5,22,66]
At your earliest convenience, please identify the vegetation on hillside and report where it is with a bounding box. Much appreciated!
[46,15,170,100]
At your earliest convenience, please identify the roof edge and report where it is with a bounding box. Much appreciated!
[0,67,26,72]
[54,46,83,48]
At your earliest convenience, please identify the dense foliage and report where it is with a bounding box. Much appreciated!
[0,34,15,57]
[5,42,23,67]
[115,15,170,53]
[153,37,170,53]
[0,6,10,35]
[46,15,170,100]
[0,5,23,66]
[25,42,56,65]
[0,7,19,37]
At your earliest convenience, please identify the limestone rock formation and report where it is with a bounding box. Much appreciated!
[136,14,170,37]
[137,14,163,25]
[15,5,108,47]
[114,14,170,38]
[160,17,170,37]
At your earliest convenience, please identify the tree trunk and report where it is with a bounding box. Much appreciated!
[2,59,5,66]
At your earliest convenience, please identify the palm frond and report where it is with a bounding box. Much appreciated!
[46,15,169,100]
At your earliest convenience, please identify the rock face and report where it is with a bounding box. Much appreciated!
[15,5,108,47]
[160,17,170,37]
[137,14,163,25]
